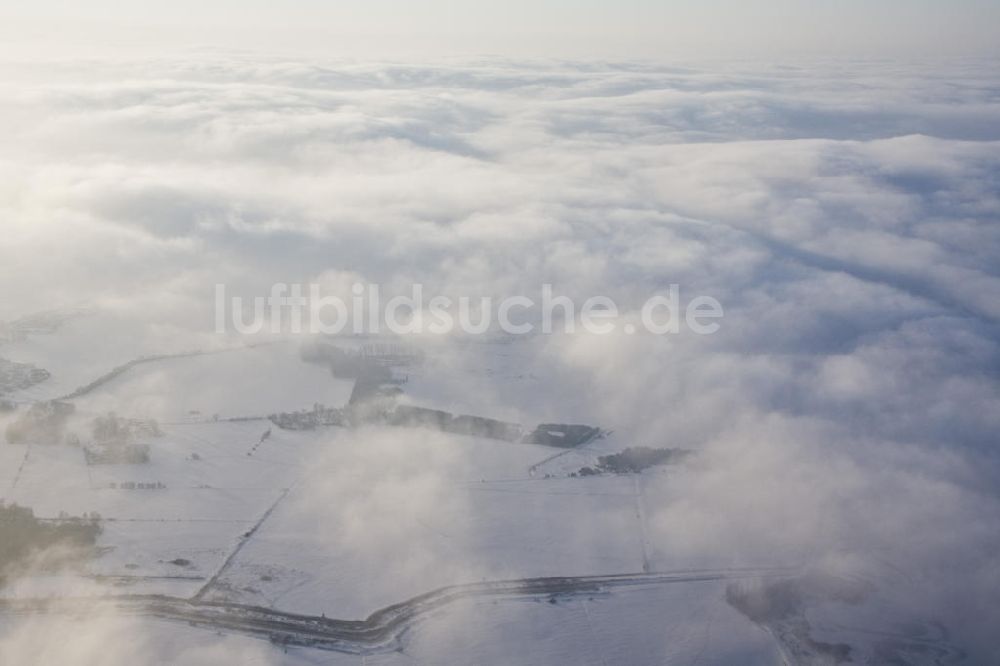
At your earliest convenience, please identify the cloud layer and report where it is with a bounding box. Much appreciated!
[2,55,1000,660]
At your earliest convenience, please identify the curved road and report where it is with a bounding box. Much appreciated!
[0,567,793,653]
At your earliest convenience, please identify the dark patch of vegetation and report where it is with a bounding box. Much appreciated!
[725,574,871,664]
[85,445,150,464]
[390,405,451,429]
[0,357,50,394]
[302,341,422,377]
[0,503,101,581]
[92,412,161,442]
[270,403,345,430]
[578,447,691,476]
[725,578,804,623]
[388,405,523,441]
[348,367,396,406]
[449,414,522,441]
[84,413,158,464]
[5,400,75,445]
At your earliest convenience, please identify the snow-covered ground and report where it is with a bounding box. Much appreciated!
[205,427,647,617]
[369,581,782,666]
[70,343,354,421]
[0,580,784,666]
[0,312,171,403]
[0,317,967,663]
[0,420,310,598]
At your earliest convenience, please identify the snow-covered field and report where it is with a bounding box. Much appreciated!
[1,420,306,598]
[206,428,647,617]
[0,312,978,662]
[71,344,355,422]
[0,312,173,403]
[0,320,796,663]
[367,581,783,666]
[3,10,999,654]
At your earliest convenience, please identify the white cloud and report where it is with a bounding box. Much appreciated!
[2,54,1000,660]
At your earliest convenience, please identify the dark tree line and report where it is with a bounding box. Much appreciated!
[0,503,101,578]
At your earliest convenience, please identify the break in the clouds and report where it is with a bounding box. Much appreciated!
[1,54,1000,663]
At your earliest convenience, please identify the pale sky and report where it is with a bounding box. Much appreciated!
[0,0,998,59]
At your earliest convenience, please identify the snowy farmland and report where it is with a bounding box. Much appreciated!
[70,344,355,422]
[0,319,965,663]
[202,428,648,618]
